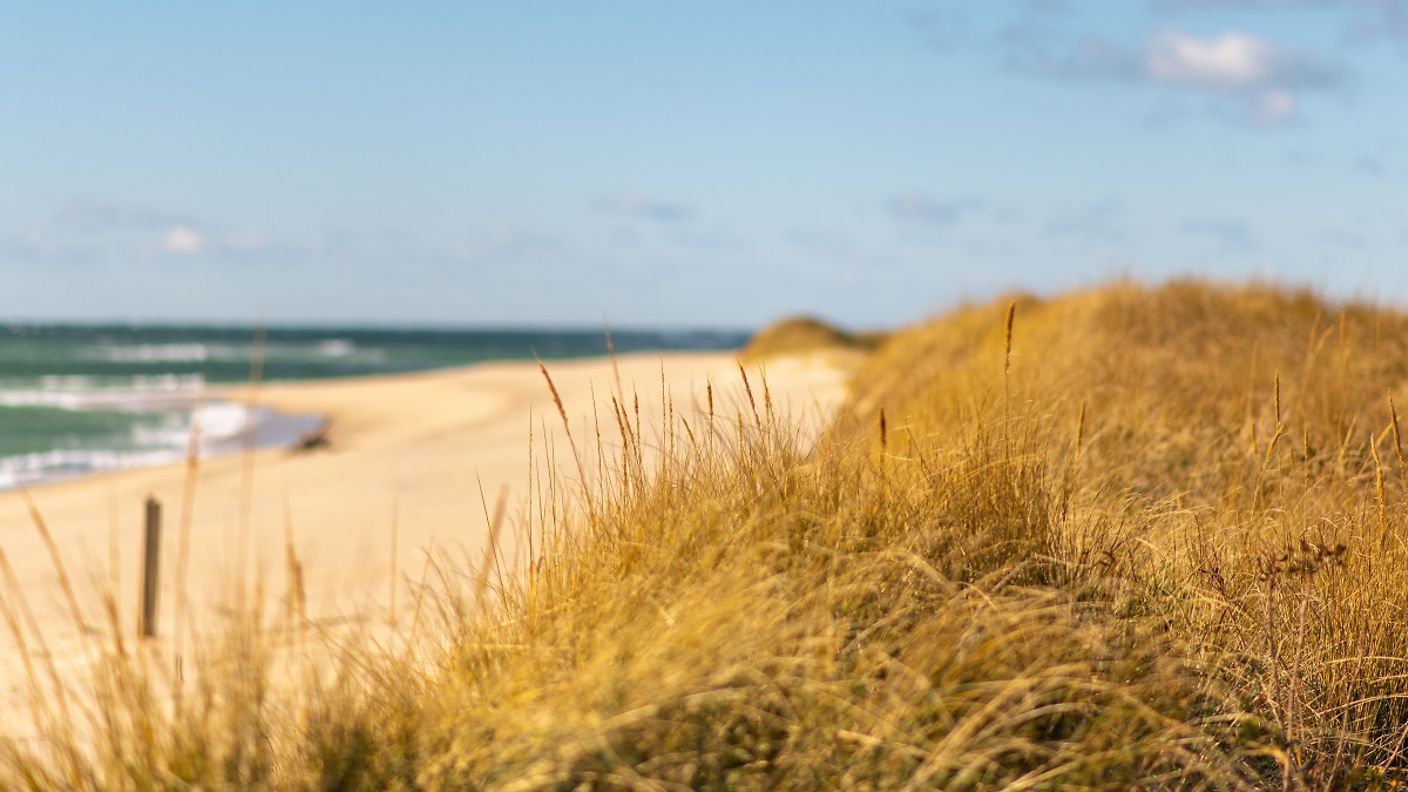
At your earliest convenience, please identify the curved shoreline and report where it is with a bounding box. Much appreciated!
[0,399,327,493]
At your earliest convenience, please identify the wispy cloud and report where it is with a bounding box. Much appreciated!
[1181,217,1259,250]
[1354,154,1386,175]
[673,227,748,253]
[887,193,984,226]
[159,224,293,259]
[1147,31,1330,90]
[997,24,1143,81]
[0,228,95,263]
[6,197,346,265]
[1009,26,1344,122]
[597,195,694,223]
[915,2,1352,125]
[1158,0,1397,15]
[1148,29,1342,120]
[1159,0,1352,9]
[54,199,196,233]
[1046,201,1127,243]
[1158,0,1408,42]
[161,226,206,255]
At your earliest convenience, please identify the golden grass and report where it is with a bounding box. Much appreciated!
[740,315,881,362]
[4,279,1408,789]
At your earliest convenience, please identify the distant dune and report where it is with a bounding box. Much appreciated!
[741,314,884,361]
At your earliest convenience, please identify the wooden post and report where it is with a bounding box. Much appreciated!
[140,496,161,639]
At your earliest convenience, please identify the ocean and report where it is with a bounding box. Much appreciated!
[0,323,747,490]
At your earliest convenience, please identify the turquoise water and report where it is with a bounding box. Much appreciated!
[0,323,746,489]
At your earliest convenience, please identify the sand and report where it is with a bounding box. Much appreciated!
[0,350,852,720]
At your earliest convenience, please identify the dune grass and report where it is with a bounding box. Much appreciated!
[740,315,881,362]
[4,279,1408,789]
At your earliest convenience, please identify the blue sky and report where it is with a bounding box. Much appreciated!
[2,1,1405,328]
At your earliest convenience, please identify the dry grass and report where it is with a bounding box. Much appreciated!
[740,315,882,362]
[4,279,1408,789]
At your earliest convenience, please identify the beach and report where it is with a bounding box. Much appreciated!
[0,349,852,718]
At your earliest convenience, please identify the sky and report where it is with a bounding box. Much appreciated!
[1,1,1405,329]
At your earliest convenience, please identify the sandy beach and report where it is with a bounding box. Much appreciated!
[0,350,851,718]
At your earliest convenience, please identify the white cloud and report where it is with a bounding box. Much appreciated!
[986,16,1344,125]
[1147,30,1279,89]
[1143,30,1340,122]
[162,226,206,254]
[1253,88,1298,122]
[1143,29,1343,99]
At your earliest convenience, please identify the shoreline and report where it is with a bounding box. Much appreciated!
[0,400,327,494]
[4,347,756,499]
[1,346,748,495]
[0,348,854,718]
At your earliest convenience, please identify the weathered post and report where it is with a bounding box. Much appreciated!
[140,496,161,639]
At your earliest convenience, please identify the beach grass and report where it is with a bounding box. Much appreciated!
[739,315,881,362]
[5,279,1408,789]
